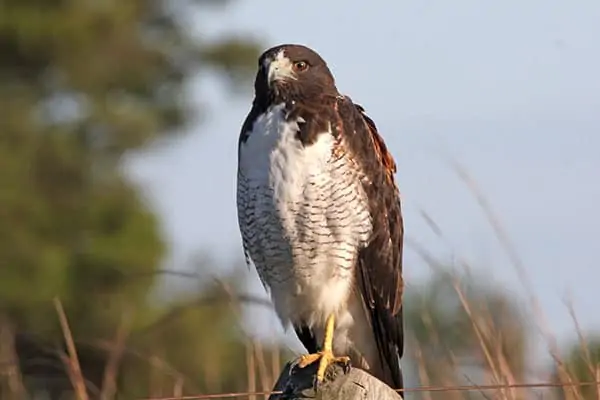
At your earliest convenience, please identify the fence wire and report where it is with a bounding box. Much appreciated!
[138,380,600,399]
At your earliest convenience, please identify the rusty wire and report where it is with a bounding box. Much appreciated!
[137,380,600,399]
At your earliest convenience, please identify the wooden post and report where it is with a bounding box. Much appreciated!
[269,358,402,400]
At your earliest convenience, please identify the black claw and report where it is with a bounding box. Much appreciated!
[342,359,352,374]
[312,375,321,390]
[290,358,301,372]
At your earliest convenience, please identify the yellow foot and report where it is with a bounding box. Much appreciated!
[297,350,351,383]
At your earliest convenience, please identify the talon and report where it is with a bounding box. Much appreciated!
[298,352,322,368]
[297,350,350,383]
[297,314,349,384]
[342,358,352,374]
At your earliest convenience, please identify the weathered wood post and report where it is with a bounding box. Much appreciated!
[269,357,403,400]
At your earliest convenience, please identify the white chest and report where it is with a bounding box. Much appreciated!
[237,103,373,323]
[238,102,372,257]
[238,103,334,202]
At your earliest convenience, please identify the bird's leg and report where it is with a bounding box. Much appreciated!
[297,313,351,382]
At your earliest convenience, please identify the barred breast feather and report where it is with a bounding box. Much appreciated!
[237,102,372,326]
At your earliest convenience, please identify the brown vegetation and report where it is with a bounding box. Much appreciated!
[0,1,596,400]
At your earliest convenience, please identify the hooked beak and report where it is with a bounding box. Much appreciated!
[265,51,296,86]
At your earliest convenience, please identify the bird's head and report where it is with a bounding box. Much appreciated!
[253,44,338,105]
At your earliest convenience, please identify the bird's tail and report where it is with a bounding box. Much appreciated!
[381,355,404,397]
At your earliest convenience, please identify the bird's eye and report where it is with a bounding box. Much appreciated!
[293,61,309,72]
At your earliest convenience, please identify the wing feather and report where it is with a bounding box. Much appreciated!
[334,96,404,390]
[236,104,271,292]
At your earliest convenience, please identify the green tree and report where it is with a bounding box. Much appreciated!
[0,0,261,398]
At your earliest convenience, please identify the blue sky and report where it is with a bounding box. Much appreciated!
[128,0,600,354]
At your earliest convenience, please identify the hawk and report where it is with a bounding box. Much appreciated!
[236,44,404,391]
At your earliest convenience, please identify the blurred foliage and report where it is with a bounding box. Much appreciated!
[0,1,597,399]
[113,276,292,399]
[0,0,269,398]
[552,337,600,400]
[404,270,529,400]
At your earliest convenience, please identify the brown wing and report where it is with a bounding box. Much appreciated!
[334,96,404,390]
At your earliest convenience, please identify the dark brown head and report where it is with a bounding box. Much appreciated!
[253,44,338,106]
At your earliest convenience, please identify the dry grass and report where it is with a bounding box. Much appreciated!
[401,160,597,400]
[0,166,597,399]
[0,277,596,400]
